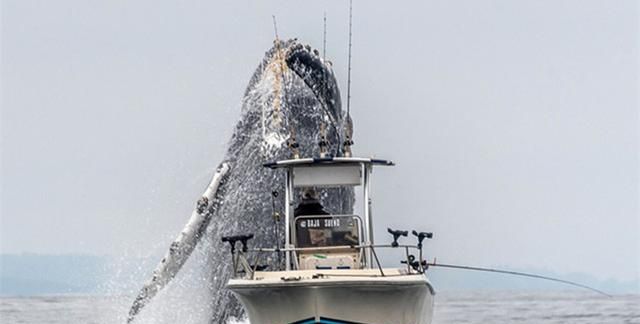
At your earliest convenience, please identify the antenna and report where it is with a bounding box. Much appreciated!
[323,12,327,60]
[346,0,353,117]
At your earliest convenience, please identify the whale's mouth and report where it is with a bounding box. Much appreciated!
[283,40,342,129]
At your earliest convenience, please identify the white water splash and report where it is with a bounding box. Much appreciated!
[226,316,250,324]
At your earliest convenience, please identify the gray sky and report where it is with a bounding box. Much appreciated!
[1,0,638,282]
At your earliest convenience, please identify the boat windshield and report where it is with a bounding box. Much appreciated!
[294,215,361,248]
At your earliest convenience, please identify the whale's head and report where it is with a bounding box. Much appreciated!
[228,39,343,160]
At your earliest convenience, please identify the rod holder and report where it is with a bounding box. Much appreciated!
[412,230,433,249]
[387,228,408,247]
[222,234,255,253]
[319,122,329,158]
[342,137,353,157]
[287,129,300,159]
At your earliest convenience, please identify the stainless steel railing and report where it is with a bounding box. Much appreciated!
[226,244,429,279]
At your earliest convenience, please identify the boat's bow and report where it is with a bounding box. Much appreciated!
[228,269,435,324]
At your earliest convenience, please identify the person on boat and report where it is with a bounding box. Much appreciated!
[295,188,331,247]
[294,188,328,216]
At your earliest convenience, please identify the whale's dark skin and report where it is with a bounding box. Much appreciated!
[128,39,353,323]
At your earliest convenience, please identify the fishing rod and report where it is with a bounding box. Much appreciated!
[271,15,287,110]
[346,0,353,118]
[337,0,354,157]
[388,229,612,298]
[270,190,281,267]
[426,261,612,297]
[323,12,327,60]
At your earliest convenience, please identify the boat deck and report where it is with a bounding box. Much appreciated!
[228,268,434,292]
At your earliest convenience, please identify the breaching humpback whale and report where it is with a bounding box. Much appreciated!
[127,39,354,323]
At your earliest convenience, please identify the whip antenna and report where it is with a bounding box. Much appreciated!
[346,0,353,117]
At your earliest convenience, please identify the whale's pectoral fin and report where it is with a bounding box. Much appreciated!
[127,162,231,323]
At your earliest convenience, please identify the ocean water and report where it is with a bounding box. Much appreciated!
[1,291,638,324]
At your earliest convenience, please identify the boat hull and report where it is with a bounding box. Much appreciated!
[227,269,435,324]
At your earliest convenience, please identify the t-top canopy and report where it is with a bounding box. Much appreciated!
[264,156,392,270]
[264,156,394,188]
[263,156,394,169]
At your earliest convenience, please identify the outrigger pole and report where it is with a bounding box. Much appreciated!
[426,262,612,297]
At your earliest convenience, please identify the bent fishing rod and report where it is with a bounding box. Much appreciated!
[425,261,612,297]
[386,228,612,297]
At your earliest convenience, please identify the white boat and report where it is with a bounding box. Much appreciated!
[223,157,436,324]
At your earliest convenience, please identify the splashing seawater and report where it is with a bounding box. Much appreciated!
[227,317,251,324]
